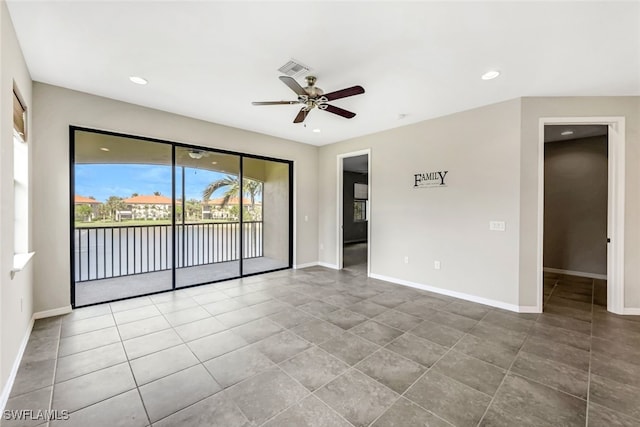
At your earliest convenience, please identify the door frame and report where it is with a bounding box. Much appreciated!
[336,149,371,276]
[537,117,625,314]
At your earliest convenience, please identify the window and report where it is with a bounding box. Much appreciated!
[13,89,28,255]
[354,200,367,222]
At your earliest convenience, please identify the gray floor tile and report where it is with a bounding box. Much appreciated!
[356,348,425,394]
[373,310,423,331]
[191,290,229,305]
[591,351,640,388]
[299,300,340,316]
[291,320,345,345]
[55,342,127,382]
[225,368,309,425]
[521,336,590,371]
[453,334,520,370]
[280,347,349,391]
[174,316,227,342]
[263,395,351,427]
[367,292,408,309]
[215,307,264,328]
[589,373,640,420]
[187,330,248,362]
[253,330,312,363]
[322,293,362,308]
[427,310,478,332]
[231,318,283,343]
[530,322,591,351]
[405,370,491,427]
[233,291,273,306]
[372,397,451,427]
[347,300,389,318]
[163,306,211,327]
[469,322,528,351]
[52,363,136,413]
[409,320,465,348]
[153,393,250,427]
[385,333,448,367]
[202,299,246,316]
[320,309,368,330]
[130,344,200,385]
[591,336,640,367]
[153,297,199,314]
[512,351,589,399]
[109,296,153,313]
[315,369,397,427]
[251,299,289,316]
[117,315,171,341]
[268,309,315,328]
[50,389,148,427]
[276,291,317,306]
[490,373,586,427]
[21,335,60,363]
[442,301,491,320]
[204,346,275,388]
[112,305,162,325]
[3,387,52,427]
[433,350,505,396]
[482,310,535,333]
[536,312,592,335]
[60,314,115,337]
[10,359,56,398]
[588,403,640,427]
[123,329,183,360]
[319,332,380,365]
[58,327,121,357]
[394,300,439,319]
[139,364,221,423]
[479,405,543,427]
[350,321,403,346]
[62,305,111,323]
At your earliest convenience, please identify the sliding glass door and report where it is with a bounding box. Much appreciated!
[71,128,292,307]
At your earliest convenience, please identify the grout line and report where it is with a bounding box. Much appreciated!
[585,277,595,427]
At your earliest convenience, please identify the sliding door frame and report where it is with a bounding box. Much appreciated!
[69,126,294,308]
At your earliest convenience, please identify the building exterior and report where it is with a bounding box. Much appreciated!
[202,197,262,221]
[73,194,101,221]
[120,194,174,220]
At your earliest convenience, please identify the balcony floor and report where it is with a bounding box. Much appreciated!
[75,257,288,306]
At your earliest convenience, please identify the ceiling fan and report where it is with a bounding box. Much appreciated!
[252,76,365,123]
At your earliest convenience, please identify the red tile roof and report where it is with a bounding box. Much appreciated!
[75,195,101,204]
[205,197,261,205]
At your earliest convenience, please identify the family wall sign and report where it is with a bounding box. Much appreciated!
[413,170,448,188]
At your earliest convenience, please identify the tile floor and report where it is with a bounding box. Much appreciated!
[5,268,640,426]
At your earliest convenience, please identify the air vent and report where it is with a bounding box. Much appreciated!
[278,59,311,78]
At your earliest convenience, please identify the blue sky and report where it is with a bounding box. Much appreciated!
[75,164,234,202]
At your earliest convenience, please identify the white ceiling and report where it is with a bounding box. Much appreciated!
[7,1,640,146]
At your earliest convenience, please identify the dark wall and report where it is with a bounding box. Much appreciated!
[343,171,368,243]
[544,135,607,275]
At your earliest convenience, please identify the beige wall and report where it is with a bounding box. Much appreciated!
[1,0,34,402]
[319,99,523,308]
[519,97,640,308]
[32,83,318,313]
[544,135,608,275]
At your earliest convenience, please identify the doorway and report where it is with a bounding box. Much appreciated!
[337,150,370,275]
[537,117,625,314]
[70,127,293,307]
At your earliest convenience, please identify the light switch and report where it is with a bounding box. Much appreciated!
[489,221,506,232]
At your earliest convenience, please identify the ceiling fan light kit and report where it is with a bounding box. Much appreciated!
[252,75,365,124]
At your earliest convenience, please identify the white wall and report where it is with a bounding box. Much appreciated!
[0,0,34,404]
[319,99,523,309]
[519,97,640,309]
[32,83,318,313]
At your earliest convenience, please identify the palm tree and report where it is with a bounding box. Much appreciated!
[202,175,262,212]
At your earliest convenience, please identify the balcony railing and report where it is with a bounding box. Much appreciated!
[74,221,263,282]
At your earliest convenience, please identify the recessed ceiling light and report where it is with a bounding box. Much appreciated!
[129,76,148,85]
[100,147,110,152]
[481,70,501,80]
[312,129,321,133]
[211,161,218,165]
[561,130,574,136]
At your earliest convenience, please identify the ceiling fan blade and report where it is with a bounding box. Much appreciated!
[279,76,307,96]
[293,108,310,123]
[252,101,299,106]
[322,104,356,119]
[321,85,365,102]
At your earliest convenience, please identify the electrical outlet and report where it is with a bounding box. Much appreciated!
[404,256,409,264]
[489,221,506,231]
[434,261,441,270]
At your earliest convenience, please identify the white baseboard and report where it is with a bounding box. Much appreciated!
[293,262,318,269]
[622,308,640,316]
[317,262,339,270]
[0,317,34,412]
[369,273,528,313]
[33,305,72,319]
[518,306,541,314]
[543,267,607,281]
